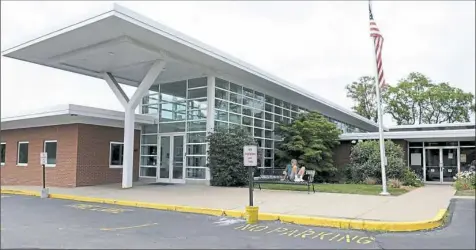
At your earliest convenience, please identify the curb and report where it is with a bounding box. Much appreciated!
[1,189,447,232]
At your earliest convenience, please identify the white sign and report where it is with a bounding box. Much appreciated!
[40,152,48,165]
[448,153,453,159]
[461,154,467,163]
[411,153,422,166]
[243,145,257,167]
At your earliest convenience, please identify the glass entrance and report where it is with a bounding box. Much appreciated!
[442,148,458,182]
[158,134,185,183]
[425,148,441,182]
[425,147,458,183]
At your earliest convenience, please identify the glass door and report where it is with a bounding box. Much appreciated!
[157,134,185,183]
[442,148,458,182]
[425,148,441,182]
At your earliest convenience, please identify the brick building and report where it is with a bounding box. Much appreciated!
[0,105,151,187]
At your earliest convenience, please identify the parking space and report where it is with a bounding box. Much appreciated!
[1,195,474,249]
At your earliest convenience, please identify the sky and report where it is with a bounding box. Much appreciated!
[1,1,475,126]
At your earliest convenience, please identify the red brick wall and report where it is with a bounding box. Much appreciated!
[0,124,79,187]
[75,124,140,187]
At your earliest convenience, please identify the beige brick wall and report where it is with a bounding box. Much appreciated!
[0,124,79,187]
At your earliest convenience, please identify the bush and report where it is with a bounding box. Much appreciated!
[207,127,261,187]
[364,177,378,185]
[402,168,424,187]
[348,140,407,183]
[388,178,402,188]
[453,171,476,191]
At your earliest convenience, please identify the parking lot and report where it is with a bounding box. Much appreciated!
[1,194,474,249]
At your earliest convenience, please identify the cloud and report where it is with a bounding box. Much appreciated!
[1,1,474,125]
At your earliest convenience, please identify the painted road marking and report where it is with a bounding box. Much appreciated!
[100,223,159,231]
[1,195,11,198]
[213,218,245,226]
[66,203,132,214]
[233,224,375,245]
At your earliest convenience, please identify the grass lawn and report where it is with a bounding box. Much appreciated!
[258,183,410,196]
[455,189,476,197]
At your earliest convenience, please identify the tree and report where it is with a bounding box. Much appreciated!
[383,72,475,125]
[207,127,262,187]
[345,76,378,122]
[275,112,342,182]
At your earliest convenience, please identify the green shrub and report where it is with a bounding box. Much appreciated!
[348,140,407,183]
[402,168,424,187]
[207,127,261,187]
[453,171,476,191]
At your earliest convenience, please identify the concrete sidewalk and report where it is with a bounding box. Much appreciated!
[1,183,455,222]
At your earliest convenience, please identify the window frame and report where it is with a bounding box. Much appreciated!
[17,141,29,166]
[109,141,124,169]
[1,142,5,166]
[43,140,58,167]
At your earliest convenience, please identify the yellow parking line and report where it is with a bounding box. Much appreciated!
[100,223,159,231]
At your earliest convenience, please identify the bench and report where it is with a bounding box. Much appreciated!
[253,168,316,194]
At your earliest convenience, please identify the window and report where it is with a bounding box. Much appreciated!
[1,142,5,165]
[17,141,29,166]
[44,140,57,166]
[109,142,124,168]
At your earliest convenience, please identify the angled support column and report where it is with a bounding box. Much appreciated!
[103,60,166,188]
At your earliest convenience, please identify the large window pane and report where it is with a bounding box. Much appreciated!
[142,135,158,144]
[215,88,228,100]
[242,107,252,116]
[229,113,241,124]
[188,98,207,110]
[186,168,206,179]
[140,167,157,177]
[215,110,228,122]
[160,81,187,102]
[230,82,242,94]
[188,121,207,132]
[230,93,242,104]
[188,88,207,99]
[160,102,186,122]
[187,144,207,155]
[242,116,252,126]
[141,145,157,155]
[187,109,207,120]
[265,104,273,112]
[44,141,57,165]
[283,109,290,117]
[265,139,273,148]
[460,147,476,172]
[254,119,263,128]
[187,156,207,167]
[265,95,274,104]
[265,112,273,121]
[188,133,207,143]
[141,105,159,115]
[229,103,242,114]
[159,122,186,133]
[243,87,253,97]
[254,128,263,138]
[142,94,159,105]
[253,109,263,119]
[141,156,157,166]
[142,124,158,134]
[18,142,29,165]
[110,142,124,167]
[254,91,265,102]
[265,121,273,130]
[188,77,207,88]
[216,78,229,90]
[265,130,273,139]
[215,99,228,111]
[215,121,228,130]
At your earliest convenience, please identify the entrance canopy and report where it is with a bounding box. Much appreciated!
[1,3,378,131]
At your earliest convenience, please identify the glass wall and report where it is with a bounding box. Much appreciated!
[213,77,367,169]
[139,77,209,179]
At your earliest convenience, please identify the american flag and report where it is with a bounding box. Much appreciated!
[369,2,388,89]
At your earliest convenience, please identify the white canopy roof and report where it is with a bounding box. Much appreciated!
[2,3,379,132]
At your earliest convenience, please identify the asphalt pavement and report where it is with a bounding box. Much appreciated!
[1,194,474,249]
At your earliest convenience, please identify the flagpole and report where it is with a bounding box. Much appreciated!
[369,0,389,196]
